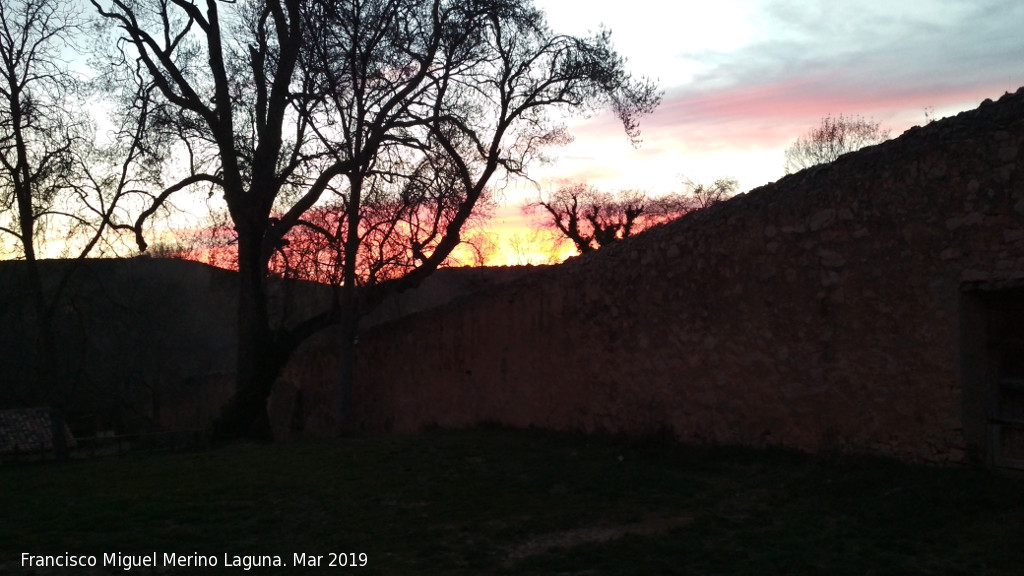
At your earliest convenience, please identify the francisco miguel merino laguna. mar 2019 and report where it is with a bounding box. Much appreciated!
[20,551,369,570]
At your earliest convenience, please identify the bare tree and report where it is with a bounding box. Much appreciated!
[296,0,660,431]
[528,183,643,253]
[784,114,890,174]
[505,229,566,265]
[0,0,172,455]
[91,0,660,441]
[528,177,735,254]
[682,177,739,210]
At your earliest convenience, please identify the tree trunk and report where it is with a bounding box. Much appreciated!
[334,284,359,433]
[212,232,280,443]
[334,172,364,434]
[40,324,68,461]
[21,256,70,460]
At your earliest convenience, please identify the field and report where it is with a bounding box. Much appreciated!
[2,428,1023,575]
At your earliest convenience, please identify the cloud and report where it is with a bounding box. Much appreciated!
[576,0,1024,154]
[680,0,1024,110]
[523,0,1024,198]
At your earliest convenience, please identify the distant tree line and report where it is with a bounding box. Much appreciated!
[527,177,738,254]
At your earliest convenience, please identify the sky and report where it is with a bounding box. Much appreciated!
[482,0,1024,264]
[16,0,1020,264]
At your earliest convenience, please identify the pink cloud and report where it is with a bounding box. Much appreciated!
[572,78,1021,154]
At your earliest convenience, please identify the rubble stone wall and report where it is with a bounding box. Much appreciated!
[350,89,1024,464]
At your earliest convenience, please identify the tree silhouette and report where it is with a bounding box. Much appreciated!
[1,0,168,455]
[683,177,739,210]
[91,0,659,440]
[784,114,890,174]
[529,178,736,254]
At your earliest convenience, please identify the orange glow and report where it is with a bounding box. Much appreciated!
[169,204,576,280]
[160,222,239,271]
[462,204,577,267]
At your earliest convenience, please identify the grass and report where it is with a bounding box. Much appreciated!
[2,427,1023,575]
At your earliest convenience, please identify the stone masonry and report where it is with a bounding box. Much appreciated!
[348,88,1024,464]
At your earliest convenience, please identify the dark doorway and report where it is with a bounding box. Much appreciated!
[962,285,1024,468]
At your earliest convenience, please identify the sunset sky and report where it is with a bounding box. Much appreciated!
[483,0,1024,263]
[14,1,1021,265]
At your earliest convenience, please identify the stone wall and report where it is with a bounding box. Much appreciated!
[350,88,1024,464]
[0,258,331,435]
[0,258,239,434]
[0,257,530,437]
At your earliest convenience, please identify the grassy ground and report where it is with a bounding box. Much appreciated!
[2,428,1023,575]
